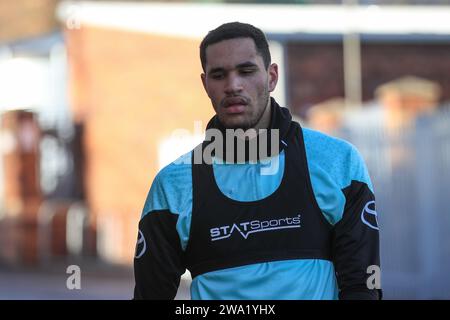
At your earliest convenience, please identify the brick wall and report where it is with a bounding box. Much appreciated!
[65,26,213,265]
[286,41,450,117]
[0,0,58,42]
[361,43,450,103]
[287,43,344,117]
[0,111,42,265]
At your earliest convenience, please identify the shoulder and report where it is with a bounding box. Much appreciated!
[302,127,373,192]
[301,127,373,225]
[156,150,193,186]
[141,149,194,218]
[303,126,355,158]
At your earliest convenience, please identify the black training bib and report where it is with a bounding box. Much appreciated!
[185,123,332,278]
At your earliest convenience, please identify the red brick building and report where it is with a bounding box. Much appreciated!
[0,0,60,265]
[3,2,448,266]
[65,26,214,263]
[287,40,450,117]
[57,2,450,265]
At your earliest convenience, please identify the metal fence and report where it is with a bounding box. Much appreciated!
[339,106,450,299]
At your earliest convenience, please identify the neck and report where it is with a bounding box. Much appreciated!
[253,97,272,130]
[205,97,293,163]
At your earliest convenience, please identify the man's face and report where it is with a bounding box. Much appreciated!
[201,37,278,129]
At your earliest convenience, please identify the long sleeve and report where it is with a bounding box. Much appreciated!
[332,149,382,300]
[133,162,190,300]
[133,209,186,299]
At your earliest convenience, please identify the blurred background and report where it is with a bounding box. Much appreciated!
[0,0,449,300]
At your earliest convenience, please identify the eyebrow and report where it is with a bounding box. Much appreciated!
[207,61,259,76]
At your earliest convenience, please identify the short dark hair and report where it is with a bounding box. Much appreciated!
[199,22,271,72]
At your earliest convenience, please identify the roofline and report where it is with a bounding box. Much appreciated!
[268,33,450,43]
[57,1,450,39]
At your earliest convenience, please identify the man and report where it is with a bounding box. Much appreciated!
[134,22,381,300]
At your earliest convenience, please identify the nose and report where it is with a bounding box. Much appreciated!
[224,73,243,95]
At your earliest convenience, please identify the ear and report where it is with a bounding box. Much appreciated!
[268,63,278,93]
[201,73,208,94]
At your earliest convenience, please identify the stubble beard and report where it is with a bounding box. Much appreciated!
[217,88,270,131]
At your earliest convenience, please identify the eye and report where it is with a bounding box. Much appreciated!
[210,72,225,80]
[240,68,256,75]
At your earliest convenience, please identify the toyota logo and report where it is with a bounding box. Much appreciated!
[135,229,147,259]
[361,200,379,231]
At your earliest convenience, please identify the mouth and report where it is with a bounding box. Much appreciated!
[225,104,246,114]
[223,97,248,115]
